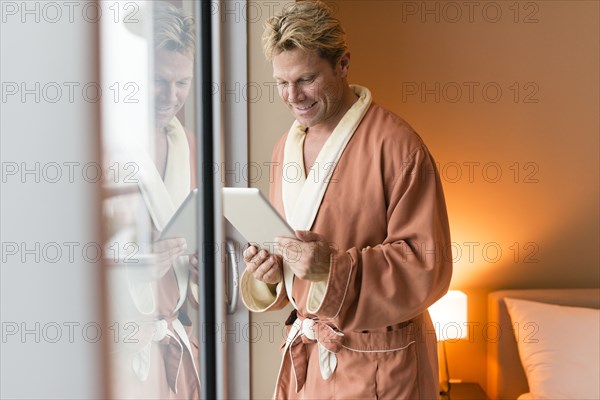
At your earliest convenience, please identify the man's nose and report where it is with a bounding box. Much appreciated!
[160,84,178,103]
[287,84,303,102]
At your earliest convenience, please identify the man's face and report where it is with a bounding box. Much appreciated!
[272,48,349,130]
[154,48,194,129]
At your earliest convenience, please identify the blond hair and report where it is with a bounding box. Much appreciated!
[263,1,347,66]
[153,1,195,58]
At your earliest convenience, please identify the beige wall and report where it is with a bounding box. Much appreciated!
[248,0,599,396]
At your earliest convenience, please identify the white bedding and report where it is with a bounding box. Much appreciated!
[505,298,600,400]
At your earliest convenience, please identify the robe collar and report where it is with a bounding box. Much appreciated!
[282,84,372,231]
[135,117,191,311]
[280,85,372,311]
[136,117,191,228]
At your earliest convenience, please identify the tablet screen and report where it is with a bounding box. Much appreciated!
[222,187,295,252]
[158,188,198,255]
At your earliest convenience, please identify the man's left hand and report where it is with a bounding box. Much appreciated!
[275,230,332,282]
[189,254,199,282]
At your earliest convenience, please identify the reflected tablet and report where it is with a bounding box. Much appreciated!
[222,187,295,251]
[159,188,198,255]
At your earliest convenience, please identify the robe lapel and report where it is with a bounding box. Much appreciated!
[135,117,191,311]
[163,117,190,212]
[281,125,307,222]
[281,85,372,310]
[282,85,372,231]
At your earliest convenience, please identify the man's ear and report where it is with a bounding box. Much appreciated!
[339,51,351,77]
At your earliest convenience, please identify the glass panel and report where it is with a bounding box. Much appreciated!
[99,1,200,398]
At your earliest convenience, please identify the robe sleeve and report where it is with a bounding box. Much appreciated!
[239,272,289,312]
[306,145,452,328]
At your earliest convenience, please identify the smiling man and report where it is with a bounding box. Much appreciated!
[152,7,195,180]
[109,2,200,399]
[240,1,453,399]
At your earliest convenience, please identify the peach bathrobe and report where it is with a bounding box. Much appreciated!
[241,86,452,399]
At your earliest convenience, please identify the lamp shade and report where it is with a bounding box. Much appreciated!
[428,290,468,341]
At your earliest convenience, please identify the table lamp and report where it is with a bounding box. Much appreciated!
[428,290,468,395]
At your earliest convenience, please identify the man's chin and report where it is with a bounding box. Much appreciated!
[155,116,174,130]
[294,116,315,128]
[291,107,319,127]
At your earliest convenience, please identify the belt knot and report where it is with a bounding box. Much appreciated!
[285,316,344,393]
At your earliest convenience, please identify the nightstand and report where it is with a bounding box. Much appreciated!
[440,382,489,400]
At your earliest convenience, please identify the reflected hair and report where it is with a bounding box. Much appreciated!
[263,1,347,66]
[153,1,195,58]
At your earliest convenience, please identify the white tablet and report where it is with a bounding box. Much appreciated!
[222,187,295,251]
[159,188,198,255]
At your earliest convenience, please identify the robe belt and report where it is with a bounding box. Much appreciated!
[283,316,344,393]
[146,316,200,394]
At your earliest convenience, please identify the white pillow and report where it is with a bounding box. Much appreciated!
[504,297,600,400]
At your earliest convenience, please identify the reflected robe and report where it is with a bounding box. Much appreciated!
[108,117,200,399]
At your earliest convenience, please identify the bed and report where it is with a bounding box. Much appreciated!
[486,288,600,400]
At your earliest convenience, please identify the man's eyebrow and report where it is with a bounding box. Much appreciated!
[273,73,316,82]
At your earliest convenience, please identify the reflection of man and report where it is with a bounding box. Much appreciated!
[241,1,452,398]
[152,9,195,183]
[114,2,200,399]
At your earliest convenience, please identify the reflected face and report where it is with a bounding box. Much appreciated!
[154,48,194,129]
[272,48,349,130]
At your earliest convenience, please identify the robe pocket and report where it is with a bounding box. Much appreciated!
[331,323,418,399]
[375,341,419,400]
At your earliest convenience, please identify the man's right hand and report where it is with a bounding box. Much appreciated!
[243,245,283,285]
[151,237,188,280]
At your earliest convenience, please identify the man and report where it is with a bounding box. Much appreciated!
[241,1,452,399]
[108,2,200,399]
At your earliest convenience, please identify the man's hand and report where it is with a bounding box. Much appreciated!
[275,230,332,282]
[189,254,199,282]
[151,237,188,280]
[243,245,283,285]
